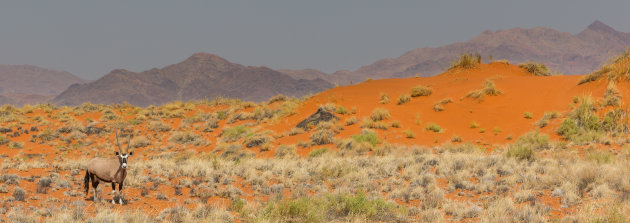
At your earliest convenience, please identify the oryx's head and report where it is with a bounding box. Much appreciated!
[115,131,133,169]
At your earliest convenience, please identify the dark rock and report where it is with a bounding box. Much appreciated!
[296,108,338,130]
[85,126,105,135]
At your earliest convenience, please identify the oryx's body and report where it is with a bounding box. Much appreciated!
[84,132,133,204]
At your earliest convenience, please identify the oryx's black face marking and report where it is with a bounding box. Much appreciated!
[115,151,133,169]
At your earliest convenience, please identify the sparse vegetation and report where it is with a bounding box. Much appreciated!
[579,48,630,84]
[433,98,453,112]
[466,79,503,100]
[403,129,415,138]
[411,85,432,97]
[379,93,390,104]
[370,108,390,121]
[425,123,442,133]
[448,52,482,70]
[556,96,627,144]
[519,61,551,76]
[397,94,411,105]
[524,112,533,119]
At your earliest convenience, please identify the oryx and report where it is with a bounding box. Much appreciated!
[84,131,133,204]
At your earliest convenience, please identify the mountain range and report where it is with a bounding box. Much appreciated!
[2,20,629,106]
[0,64,86,106]
[52,53,332,106]
[291,20,630,84]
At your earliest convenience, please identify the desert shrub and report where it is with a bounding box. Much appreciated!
[425,123,442,133]
[345,117,359,126]
[379,93,390,104]
[466,79,503,100]
[275,145,297,158]
[361,118,388,130]
[100,110,120,121]
[37,177,52,194]
[259,192,400,222]
[169,131,206,146]
[470,121,480,129]
[557,96,625,143]
[337,130,380,154]
[403,129,415,138]
[370,108,390,121]
[130,136,150,148]
[586,150,612,164]
[535,111,561,128]
[390,120,400,128]
[307,148,327,158]
[286,127,305,136]
[310,129,335,145]
[433,98,453,112]
[221,125,251,143]
[0,135,9,145]
[506,144,534,161]
[411,85,432,97]
[448,52,481,70]
[603,82,621,107]
[579,48,630,84]
[352,130,380,146]
[397,94,411,105]
[244,134,271,148]
[37,128,58,142]
[524,112,533,119]
[335,106,349,115]
[519,61,551,76]
[493,127,502,135]
[506,131,550,161]
[13,187,26,201]
[451,135,462,142]
[203,118,220,132]
[268,94,287,104]
[8,141,24,149]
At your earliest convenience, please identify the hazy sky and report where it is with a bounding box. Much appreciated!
[1,0,629,80]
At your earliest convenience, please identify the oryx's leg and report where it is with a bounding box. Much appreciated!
[118,182,124,205]
[111,183,117,204]
[91,179,100,202]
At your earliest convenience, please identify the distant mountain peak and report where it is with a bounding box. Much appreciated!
[586,20,616,33]
[189,52,226,61]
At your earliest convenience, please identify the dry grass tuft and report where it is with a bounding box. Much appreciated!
[449,53,482,70]
[466,79,503,100]
[519,61,551,76]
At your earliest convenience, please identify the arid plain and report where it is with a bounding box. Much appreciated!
[1,50,630,222]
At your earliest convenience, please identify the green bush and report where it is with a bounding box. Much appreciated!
[556,96,626,143]
[258,192,401,222]
[524,112,533,119]
[221,125,251,142]
[351,130,380,147]
[425,123,442,133]
[307,148,327,158]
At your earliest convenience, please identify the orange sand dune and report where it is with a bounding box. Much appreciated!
[271,63,608,150]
